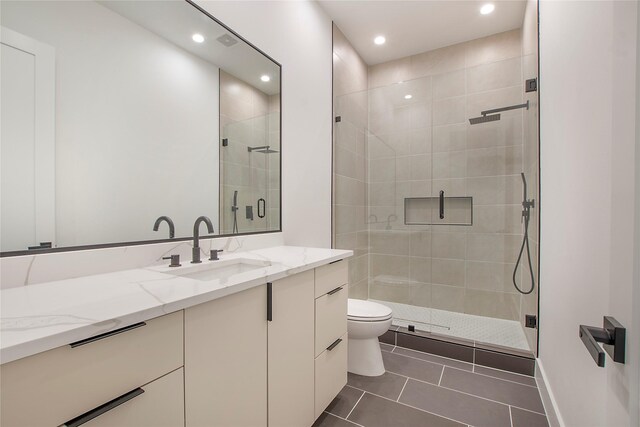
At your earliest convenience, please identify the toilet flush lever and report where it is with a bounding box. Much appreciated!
[579,316,625,367]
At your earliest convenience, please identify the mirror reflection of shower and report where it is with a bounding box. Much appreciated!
[247,145,279,153]
[232,190,239,234]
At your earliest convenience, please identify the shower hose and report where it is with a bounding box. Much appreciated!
[512,206,535,295]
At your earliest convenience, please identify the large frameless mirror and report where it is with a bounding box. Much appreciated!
[0,0,281,255]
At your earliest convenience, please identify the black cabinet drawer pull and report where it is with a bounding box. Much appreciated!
[439,190,445,219]
[329,259,343,265]
[64,388,144,427]
[327,338,343,351]
[267,282,273,322]
[327,286,343,295]
[69,322,146,348]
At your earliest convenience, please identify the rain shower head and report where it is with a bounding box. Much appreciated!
[469,100,530,125]
[469,114,501,125]
[248,145,279,154]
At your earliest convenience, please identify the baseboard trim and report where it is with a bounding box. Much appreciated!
[535,359,566,427]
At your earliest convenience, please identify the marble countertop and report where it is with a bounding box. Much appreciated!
[0,246,352,364]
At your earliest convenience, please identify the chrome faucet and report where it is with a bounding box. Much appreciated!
[192,216,214,263]
[153,216,175,238]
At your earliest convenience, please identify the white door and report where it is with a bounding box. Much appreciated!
[539,1,639,426]
[0,27,55,252]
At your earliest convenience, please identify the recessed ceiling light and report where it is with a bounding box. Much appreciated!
[374,35,386,45]
[404,94,413,99]
[480,3,495,15]
[260,75,270,82]
[192,33,205,43]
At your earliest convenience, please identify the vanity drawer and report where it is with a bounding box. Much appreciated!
[0,311,183,427]
[315,285,348,357]
[79,368,184,427]
[315,260,348,298]
[314,333,348,419]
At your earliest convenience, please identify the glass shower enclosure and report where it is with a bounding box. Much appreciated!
[333,55,539,354]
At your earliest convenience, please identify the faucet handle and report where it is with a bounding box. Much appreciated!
[209,249,224,261]
[162,254,181,267]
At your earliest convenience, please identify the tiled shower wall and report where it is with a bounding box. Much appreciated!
[365,29,529,324]
[220,71,280,235]
[362,29,524,320]
[332,22,539,351]
[332,24,369,299]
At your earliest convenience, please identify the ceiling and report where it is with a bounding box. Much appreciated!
[317,0,527,65]
[100,1,280,95]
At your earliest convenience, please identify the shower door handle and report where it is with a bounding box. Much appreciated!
[439,190,445,219]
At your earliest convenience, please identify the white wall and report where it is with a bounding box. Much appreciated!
[539,1,638,425]
[2,1,220,248]
[196,0,333,248]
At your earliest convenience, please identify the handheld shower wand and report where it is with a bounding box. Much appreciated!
[513,173,536,294]
[232,190,239,234]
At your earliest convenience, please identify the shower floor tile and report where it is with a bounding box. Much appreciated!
[370,299,531,351]
[313,343,549,427]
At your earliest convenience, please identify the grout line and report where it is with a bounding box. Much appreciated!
[423,375,547,416]
[438,365,445,386]
[509,404,550,416]
[509,406,514,427]
[345,390,366,420]
[348,388,469,427]
[386,349,451,371]
[393,345,475,368]
[397,377,409,402]
[475,364,538,380]
[447,364,539,389]
[324,411,365,427]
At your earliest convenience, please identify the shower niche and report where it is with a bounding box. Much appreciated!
[404,197,473,226]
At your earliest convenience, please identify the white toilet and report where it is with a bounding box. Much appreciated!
[347,298,393,376]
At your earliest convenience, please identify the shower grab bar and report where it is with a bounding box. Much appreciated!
[480,100,529,116]
[579,316,625,367]
[439,190,445,219]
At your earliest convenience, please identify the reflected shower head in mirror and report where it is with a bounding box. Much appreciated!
[469,114,500,125]
[247,145,279,153]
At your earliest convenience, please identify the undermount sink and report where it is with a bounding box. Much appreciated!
[167,258,272,282]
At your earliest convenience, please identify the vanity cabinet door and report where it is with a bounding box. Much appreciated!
[184,285,267,427]
[268,270,315,427]
[80,368,184,427]
[0,311,183,427]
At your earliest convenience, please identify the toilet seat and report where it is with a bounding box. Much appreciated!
[348,299,392,322]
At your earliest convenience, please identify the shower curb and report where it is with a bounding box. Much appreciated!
[380,326,536,376]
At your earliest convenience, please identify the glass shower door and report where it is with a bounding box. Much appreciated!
[367,76,436,334]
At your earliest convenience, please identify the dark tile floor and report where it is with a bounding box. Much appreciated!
[313,343,549,427]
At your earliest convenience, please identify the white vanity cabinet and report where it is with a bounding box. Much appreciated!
[184,285,268,427]
[0,257,349,427]
[268,270,316,427]
[183,264,347,427]
[80,368,185,427]
[0,311,184,427]
[314,261,349,419]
